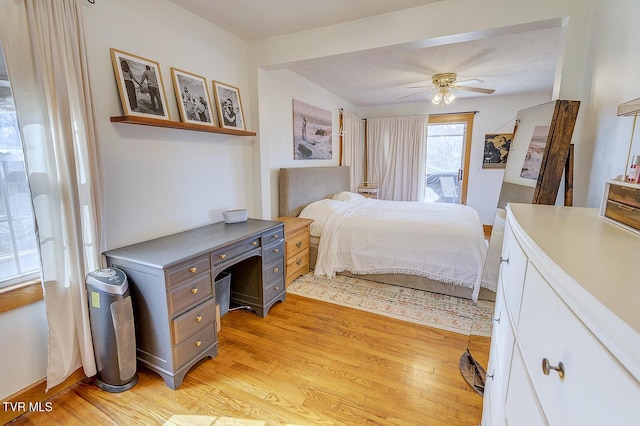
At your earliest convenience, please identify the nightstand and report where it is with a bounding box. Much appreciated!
[276,216,313,286]
[357,182,379,199]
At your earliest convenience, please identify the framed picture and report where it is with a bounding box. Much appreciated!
[292,99,332,160]
[212,81,245,131]
[482,133,513,169]
[170,68,216,126]
[110,48,170,120]
[520,125,551,179]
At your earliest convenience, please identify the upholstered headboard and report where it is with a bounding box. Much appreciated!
[279,166,351,217]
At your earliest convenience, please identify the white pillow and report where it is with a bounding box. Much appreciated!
[332,191,365,202]
[299,199,345,237]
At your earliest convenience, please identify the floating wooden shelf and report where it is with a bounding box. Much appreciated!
[110,115,256,136]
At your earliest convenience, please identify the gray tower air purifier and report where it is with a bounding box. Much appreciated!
[86,268,138,392]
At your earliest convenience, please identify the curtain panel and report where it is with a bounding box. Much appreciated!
[0,0,104,390]
[340,110,364,191]
[366,116,427,201]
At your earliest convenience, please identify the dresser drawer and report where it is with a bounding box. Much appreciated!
[504,348,546,426]
[172,298,216,345]
[263,240,284,265]
[173,323,216,368]
[262,226,284,245]
[607,181,640,208]
[167,255,211,289]
[286,248,309,283]
[499,221,528,326]
[604,199,640,230]
[491,280,515,395]
[517,264,640,426]
[286,228,310,257]
[264,259,284,283]
[168,273,213,316]
[211,236,260,266]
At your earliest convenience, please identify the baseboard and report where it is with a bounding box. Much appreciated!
[0,368,86,425]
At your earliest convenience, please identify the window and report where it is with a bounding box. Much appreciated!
[425,113,474,204]
[0,58,40,289]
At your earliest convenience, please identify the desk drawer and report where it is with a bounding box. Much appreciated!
[172,298,216,345]
[168,273,213,316]
[263,241,284,265]
[262,226,284,245]
[265,277,285,303]
[607,181,640,208]
[167,255,211,289]
[174,323,216,368]
[604,200,640,230]
[211,236,260,266]
[264,259,284,283]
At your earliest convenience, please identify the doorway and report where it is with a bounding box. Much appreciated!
[425,113,474,204]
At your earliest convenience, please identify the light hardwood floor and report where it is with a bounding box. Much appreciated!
[9,293,489,426]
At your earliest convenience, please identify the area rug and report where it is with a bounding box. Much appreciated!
[288,273,494,336]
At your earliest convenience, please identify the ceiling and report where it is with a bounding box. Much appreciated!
[167,0,562,107]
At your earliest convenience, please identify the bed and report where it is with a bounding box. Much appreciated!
[278,166,493,301]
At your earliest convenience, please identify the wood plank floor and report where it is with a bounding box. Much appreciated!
[10,293,489,426]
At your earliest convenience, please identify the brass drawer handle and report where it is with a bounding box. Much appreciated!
[189,267,197,273]
[191,288,198,294]
[195,315,202,322]
[617,204,636,212]
[252,241,258,246]
[274,286,280,291]
[296,258,302,266]
[620,186,639,192]
[296,242,302,248]
[500,256,509,264]
[542,358,565,379]
[273,248,279,253]
[273,267,279,273]
[195,340,202,347]
[273,234,279,239]
[219,254,226,260]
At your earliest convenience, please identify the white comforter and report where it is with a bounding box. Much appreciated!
[309,198,487,301]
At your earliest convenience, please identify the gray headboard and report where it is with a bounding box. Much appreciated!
[279,166,351,217]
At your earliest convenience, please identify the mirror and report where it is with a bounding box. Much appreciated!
[460,99,580,394]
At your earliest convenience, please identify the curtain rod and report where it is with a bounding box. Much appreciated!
[429,110,479,116]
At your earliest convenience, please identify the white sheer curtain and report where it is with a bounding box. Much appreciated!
[367,116,427,201]
[0,0,103,390]
[340,110,364,191]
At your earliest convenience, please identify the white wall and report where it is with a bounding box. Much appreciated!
[358,92,551,224]
[84,0,257,249]
[258,69,359,218]
[583,0,640,206]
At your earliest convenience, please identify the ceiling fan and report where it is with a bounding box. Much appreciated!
[400,72,495,105]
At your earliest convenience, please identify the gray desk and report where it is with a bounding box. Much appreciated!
[103,219,285,389]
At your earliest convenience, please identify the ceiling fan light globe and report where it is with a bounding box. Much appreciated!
[444,91,456,104]
[432,92,443,104]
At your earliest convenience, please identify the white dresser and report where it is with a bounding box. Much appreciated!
[482,204,640,426]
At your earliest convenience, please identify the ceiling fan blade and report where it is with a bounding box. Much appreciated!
[398,91,426,100]
[453,85,495,94]
[407,84,433,89]
[455,78,484,85]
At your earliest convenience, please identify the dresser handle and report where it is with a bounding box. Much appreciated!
[486,371,495,381]
[191,288,198,294]
[491,312,501,324]
[499,256,509,264]
[252,241,258,246]
[274,286,280,291]
[273,248,279,253]
[296,258,302,266]
[195,315,202,322]
[189,267,197,273]
[542,358,565,379]
[273,267,279,273]
[219,254,226,260]
[195,340,202,347]
[273,234,279,239]
[620,186,639,192]
[296,242,302,248]
[617,204,635,212]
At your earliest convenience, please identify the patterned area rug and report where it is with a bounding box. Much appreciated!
[288,273,494,336]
